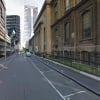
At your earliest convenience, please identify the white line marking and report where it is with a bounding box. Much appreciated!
[39,70,43,74]
[44,70,53,73]
[61,70,64,73]
[41,73,65,100]
[64,91,86,98]
[0,64,8,69]
[67,97,71,100]
[28,58,65,100]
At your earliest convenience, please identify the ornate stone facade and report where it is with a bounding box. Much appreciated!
[33,0,100,61]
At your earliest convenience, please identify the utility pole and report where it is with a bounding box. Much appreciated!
[4,33,7,61]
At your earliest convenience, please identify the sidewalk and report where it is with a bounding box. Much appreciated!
[46,58,100,81]
[0,53,17,64]
[37,56,100,97]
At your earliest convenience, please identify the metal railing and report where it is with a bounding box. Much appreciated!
[38,52,100,76]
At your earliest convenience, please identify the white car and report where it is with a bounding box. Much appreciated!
[26,52,31,57]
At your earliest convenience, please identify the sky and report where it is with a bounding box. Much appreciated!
[5,0,44,47]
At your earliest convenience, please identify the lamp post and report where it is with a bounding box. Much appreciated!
[4,33,7,61]
[12,30,16,50]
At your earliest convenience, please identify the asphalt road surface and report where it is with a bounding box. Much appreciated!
[0,54,99,100]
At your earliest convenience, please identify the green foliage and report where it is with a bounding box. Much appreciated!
[49,57,100,76]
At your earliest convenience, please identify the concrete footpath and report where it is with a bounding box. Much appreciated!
[0,54,17,66]
[46,58,100,81]
[35,56,100,97]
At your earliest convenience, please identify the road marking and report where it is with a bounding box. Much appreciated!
[64,91,86,98]
[67,97,71,100]
[44,70,53,73]
[2,55,16,66]
[39,70,43,74]
[51,81,67,88]
[0,64,8,69]
[61,70,64,73]
[28,58,66,100]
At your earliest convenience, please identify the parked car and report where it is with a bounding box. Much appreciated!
[26,52,31,57]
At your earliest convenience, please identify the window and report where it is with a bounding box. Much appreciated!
[82,11,92,39]
[44,27,46,43]
[64,22,70,43]
[55,27,58,48]
[65,0,70,10]
[53,0,57,7]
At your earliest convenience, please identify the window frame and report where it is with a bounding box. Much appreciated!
[65,0,70,11]
[82,10,92,40]
[64,22,70,44]
[55,11,58,20]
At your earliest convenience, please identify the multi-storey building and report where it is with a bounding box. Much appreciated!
[51,0,83,57]
[33,8,38,25]
[6,15,20,45]
[33,0,100,64]
[34,0,52,55]
[51,0,100,63]
[23,5,38,48]
[0,0,11,56]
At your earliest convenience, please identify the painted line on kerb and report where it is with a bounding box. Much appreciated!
[44,57,100,81]
[28,58,66,100]
[64,91,86,98]
[80,71,100,81]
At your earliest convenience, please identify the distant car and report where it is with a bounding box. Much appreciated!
[18,52,20,55]
[26,52,31,57]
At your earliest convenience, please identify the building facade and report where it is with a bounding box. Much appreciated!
[29,36,34,53]
[32,0,100,64]
[0,0,11,56]
[33,8,38,25]
[50,0,100,64]
[34,0,52,55]
[6,15,20,45]
[23,5,38,47]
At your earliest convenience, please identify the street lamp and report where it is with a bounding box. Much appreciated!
[4,33,7,61]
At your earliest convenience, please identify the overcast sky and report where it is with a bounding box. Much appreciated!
[5,0,44,47]
[5,0,44,15]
